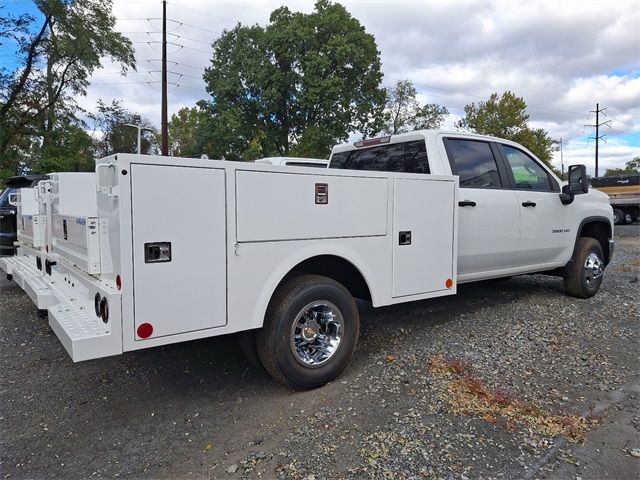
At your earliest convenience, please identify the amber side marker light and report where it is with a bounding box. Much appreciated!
[445,278,453,289]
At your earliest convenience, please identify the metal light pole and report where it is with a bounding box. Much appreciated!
[124,117,155,154]
[560,137,564,179]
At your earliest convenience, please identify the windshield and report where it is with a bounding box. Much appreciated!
[0,187,16,209]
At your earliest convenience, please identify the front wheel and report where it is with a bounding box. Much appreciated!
[563,238,605,299]
[256,274,359,390]
[613,208,625,225]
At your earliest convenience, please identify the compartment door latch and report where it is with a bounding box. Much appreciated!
[398,231,412,245]
[144,242,172,263]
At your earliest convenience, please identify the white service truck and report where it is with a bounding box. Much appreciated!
[1,130,614,390]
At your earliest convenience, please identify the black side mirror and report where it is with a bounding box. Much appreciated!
[568,164,589,194]
[559,164,588,205]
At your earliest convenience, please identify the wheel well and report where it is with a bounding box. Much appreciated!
[287,255,372,301]
[579,220,611,264]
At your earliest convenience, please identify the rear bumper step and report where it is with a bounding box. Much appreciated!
[48,302,120,362]
[24,275,57,309]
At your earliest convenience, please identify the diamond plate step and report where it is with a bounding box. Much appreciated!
[48,301,120,362]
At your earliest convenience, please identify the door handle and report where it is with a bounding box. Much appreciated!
[522,201,536,207]
[458,200,476,207]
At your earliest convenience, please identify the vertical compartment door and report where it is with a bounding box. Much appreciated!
[131,164,226,339]
[393,178,456,297]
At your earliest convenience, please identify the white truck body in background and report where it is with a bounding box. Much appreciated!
[1,173,97,309]
[16,188,44,249]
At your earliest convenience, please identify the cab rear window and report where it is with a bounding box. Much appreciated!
[330,140,430,174]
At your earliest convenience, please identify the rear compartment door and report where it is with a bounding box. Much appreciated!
[131,164,227,338]
[392,178,456,297]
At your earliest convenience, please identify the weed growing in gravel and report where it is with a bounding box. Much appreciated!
[617,257,640,272]
[428,356,600,442]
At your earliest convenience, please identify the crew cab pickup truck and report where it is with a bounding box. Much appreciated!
[1,130,613,390]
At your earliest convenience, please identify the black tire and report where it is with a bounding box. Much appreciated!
[256,274,359,390]
[237,329,263,369]
[564,237,604,299]
[613,208,624,225]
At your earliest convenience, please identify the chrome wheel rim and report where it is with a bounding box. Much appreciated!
[584,251,603,285]
[290,301,343,367]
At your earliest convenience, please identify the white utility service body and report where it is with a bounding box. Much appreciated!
[75,154,457,360]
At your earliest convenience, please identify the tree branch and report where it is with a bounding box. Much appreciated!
[0,15,50,117]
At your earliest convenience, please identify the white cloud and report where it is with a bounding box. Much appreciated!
[75,0,639,167]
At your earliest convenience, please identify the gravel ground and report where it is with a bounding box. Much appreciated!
[1,224,638,479]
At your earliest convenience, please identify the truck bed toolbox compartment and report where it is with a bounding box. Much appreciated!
[235,170,387,242]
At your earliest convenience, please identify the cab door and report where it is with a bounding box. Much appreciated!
[497,144,570,265]
[442,137,522,277]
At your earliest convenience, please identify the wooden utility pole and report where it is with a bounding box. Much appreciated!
[161,0,168,155]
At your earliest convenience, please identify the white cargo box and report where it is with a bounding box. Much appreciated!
[48,172,97,217]
[51,215,100,274]
[43,173,100,275]
[16,188,46,248]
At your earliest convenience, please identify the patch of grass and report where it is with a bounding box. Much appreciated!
[428,356,600,442]
[617,257,640,272]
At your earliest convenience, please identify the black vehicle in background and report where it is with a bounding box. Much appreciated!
[0,175,49,256]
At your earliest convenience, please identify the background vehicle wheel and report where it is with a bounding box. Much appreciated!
[612,208,624,225]
[256,274,359,390]
[564,237,604,299]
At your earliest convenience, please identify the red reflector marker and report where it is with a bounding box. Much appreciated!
[115,274,122,291]
[137,323,153,339]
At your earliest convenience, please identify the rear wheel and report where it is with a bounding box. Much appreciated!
[256,274,359,390]
[564,237,604,299]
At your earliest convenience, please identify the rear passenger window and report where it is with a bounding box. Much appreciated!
[444,139,502,188]
[329,140,429,174]
[499,145,552,191]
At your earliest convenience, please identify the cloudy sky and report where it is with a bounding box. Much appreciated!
[3,0,640,173]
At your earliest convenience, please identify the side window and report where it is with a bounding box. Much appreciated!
[329,141,430,174]
[499,145,552,192]
[444,139,502,188]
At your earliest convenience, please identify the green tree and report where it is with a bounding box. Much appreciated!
[382,80,448,134]
[89,100,157,157]
[201,0,386,161]
[34,117,95,173]
[168,106,209,157]
[604,157,640,177]
[456,91,558,172]
[0,0,135,176]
